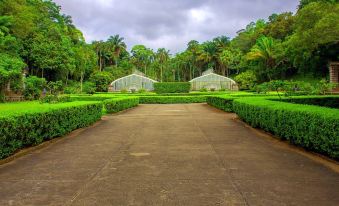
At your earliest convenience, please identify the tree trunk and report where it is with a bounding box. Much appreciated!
[99,52,102,71]
[80,72,84,93]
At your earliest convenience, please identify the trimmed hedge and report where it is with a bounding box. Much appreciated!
[233,97,339,159]
[0,101,103,159]
[154,82,191,94]
[206,94,272,112]
[206,96,237,112]
[276,96,339,109]
[139,96,206,104]
[70,96,116,101]
[103,97,139,113]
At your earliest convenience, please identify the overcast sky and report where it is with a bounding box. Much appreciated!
[53,0,299,53]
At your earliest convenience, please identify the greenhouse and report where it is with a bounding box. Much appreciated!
[190,69,238,91]
[109,72,158,92]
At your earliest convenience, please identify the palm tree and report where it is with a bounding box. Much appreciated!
[156,48,170,82]
[107,35,127,68]
[247,36,276,80]
[197,41,218,72]
[213,36,230,51]
[92,40,105,71]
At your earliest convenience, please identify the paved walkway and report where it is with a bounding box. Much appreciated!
[0,104,338,206]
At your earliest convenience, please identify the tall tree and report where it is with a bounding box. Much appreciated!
[156,48,170,82]
[107,35,127,68]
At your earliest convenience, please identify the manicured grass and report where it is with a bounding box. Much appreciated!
[273,96,339,109]
[0,101,101,117]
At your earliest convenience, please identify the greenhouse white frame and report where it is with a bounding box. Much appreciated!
[189,72,238,91]
[109,74,158,92]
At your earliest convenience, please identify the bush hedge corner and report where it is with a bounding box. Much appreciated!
[103,97,139,113]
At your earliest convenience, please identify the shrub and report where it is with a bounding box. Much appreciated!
[120,89,128,93]
[234,70,257,90]
[90,71,112,92]
[23,76,46,100]
[47,81,63,95]
[138,88,147,93]
[0,101,103,159]
[233,97,339,159]
[139,96,206,104]
[316,79,336,95]
[82,82,96,94]
[154,82,191,94]
[64,81,96,94]
[200,88,208,92]
[40,94,71,104]
[103,97,139,113]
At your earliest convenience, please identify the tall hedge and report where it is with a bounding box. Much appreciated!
[0,101,103,159]
[154,82,191,93]
[103,97,139,113]
[233,97,339,159]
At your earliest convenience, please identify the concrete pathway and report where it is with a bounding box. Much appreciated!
[0,104,338,206]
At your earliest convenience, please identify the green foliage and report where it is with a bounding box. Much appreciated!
[0,0,338,102]
[70,95,116,102]
[0,101,103,159]
[23,76,46,100]
[154,82,191,94]
[47,81,63,96]
[234,70,257,90]
[277,96,339,109]
[206,96,237,112]
[103,97,139,113]
[64,81,96,94]
[255,79,335,96]
[0,53,25,93]
[139,96,206,104]
[90,71,112,92]
[233,97,339,159]
[199,88,208,92]
[316,79,336,94]
[39,94,71,104]
[138,88,147,93]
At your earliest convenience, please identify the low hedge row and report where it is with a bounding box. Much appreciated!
[206,94,270,112]
[139,96,206,104]
[154,82,191,94]
[276,96,339,109]
[0,101,103,159]
[206,96,238,112]
[70,96,116,101]
[103,97,139,113]
[233,97,339,159]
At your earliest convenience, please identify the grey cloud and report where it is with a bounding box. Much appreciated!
[53,0,299,53]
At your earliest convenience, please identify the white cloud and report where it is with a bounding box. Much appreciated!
[53,0,299,53]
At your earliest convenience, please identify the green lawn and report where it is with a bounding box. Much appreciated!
[0,101,100,117]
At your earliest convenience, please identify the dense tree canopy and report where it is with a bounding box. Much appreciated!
[0,0,338,95]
